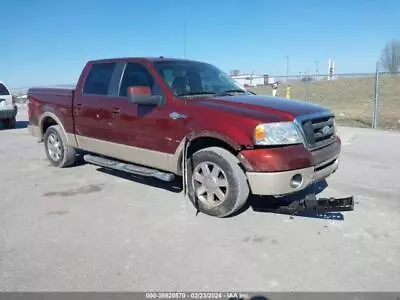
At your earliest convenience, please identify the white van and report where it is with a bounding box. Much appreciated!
[0,82,17,129]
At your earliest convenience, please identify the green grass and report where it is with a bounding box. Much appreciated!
[251,74,400,130]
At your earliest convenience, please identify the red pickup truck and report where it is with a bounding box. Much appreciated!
[28,57,340,217]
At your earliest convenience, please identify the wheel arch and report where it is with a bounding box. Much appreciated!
[173,131,249,175]
[39,112,75,146]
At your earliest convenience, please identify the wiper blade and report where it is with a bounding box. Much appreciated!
[177,92,216,97]
[216,89,248,96]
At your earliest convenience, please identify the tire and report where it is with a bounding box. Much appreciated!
[43,125,76,168]
[187,146,249,218]
[3,117,16,129]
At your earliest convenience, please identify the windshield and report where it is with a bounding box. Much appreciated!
[153,60,248,97]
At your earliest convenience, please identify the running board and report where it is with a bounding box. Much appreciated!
[83,154,175,182]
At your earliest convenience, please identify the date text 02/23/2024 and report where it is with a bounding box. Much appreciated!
[145,292,250,299]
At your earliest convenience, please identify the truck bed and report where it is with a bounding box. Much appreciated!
[28,87,75,136]
[28,87,74,97]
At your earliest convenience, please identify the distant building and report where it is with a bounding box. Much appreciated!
[231,74,270,87]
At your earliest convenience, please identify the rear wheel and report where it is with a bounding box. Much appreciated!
[3,117,16,129]
[44,125,76,168]
[187,147,249,217]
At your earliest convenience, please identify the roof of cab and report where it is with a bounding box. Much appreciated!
[86,57,204,64]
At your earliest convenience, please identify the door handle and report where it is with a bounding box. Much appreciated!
[111,107,121,116]
[169,112,187,120]
[74,104,83,115]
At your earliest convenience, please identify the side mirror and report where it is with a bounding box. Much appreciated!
[127,86,162,105]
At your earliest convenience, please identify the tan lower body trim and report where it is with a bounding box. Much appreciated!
[66,133,78,147]
[247,167,314,195]
[28,125,41,139]
[75,135,175,173]
[171,138,185,176]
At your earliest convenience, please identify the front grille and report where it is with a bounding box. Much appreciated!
[300,115,336,149]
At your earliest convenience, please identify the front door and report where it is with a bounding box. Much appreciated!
[108,62,179,171]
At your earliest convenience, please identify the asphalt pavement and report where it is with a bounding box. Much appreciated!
[0,105,399,291]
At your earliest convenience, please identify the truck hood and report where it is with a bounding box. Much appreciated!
[189,95,331,121]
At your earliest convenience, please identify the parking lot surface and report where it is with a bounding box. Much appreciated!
[1,105,399,291]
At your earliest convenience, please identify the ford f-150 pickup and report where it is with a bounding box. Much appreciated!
[27,57,340,217]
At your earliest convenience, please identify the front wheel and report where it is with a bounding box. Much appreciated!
[187,147,249,218]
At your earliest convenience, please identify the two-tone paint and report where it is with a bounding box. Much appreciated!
[28,57,341,195]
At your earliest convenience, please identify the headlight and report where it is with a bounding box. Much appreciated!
[254,122,304,146]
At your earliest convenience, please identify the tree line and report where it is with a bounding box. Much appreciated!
[380,39,400,73]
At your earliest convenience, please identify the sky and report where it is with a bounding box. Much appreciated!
[1,0,399,88]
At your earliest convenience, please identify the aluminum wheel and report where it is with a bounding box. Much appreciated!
[47,133,62,161]
[192,161,229,206]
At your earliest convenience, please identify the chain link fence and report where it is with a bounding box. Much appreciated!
[251,71,400,131]
[374,72,400,130]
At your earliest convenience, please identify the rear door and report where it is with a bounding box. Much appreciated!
[73,62,122,144]
[0,82,13,110]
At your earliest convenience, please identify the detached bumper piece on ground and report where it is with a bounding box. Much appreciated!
[273,194,354,216]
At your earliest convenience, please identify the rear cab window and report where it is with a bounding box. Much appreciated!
[0,83,10,96]
[83,63,116,95]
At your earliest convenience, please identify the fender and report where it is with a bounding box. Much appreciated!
[178,129,253,207]
[171,127,254,175]
[186,130,243,151]
[185,118,255,150]
[38,111,77,147]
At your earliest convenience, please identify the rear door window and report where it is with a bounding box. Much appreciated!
[83,63,116,95]
[0,83,10,96]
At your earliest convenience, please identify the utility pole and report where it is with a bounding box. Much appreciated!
[372,61,380,129]
[314,60,319,75]
[305,68,310,102]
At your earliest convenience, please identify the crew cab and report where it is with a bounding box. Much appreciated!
[27,57,340,217]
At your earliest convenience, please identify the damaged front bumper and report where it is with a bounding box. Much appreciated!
[246,156,339,195]
[238,137,341,196]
